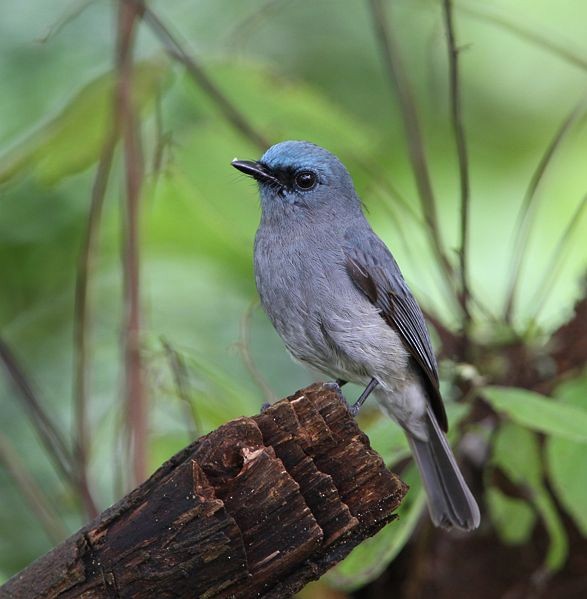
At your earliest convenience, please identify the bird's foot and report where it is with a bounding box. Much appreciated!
[324,379,363,415]
[324,379,379,418]
[323,379,347,392]
[323,380,347,403]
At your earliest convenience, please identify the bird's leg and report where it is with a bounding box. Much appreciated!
[349,378,379,417]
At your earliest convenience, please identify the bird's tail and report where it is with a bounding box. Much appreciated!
[407,407,480,531]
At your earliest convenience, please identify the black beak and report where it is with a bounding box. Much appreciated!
[231,159,281,186]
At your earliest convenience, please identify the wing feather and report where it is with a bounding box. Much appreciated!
[345,232,448,431]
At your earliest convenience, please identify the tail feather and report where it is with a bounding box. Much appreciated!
[408,407,480,531]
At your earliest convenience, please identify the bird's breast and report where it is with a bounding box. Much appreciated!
[254,225,342,359]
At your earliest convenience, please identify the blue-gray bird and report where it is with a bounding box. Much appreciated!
[232,140,480,531]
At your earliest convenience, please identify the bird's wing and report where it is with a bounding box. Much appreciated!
[344,229,448,431]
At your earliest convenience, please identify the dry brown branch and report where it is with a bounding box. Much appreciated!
[73,136,117,519]
[368,0,457,308]
[116,0,147,487]
[140,3,271,152]
[1,383,407,599]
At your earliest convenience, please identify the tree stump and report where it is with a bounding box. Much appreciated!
[1,383,408,599]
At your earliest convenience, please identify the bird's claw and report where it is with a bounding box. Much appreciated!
[323,380,344,395]
[348,404,360,418]
[324,381,359,415]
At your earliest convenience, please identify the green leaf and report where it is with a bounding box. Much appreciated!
[491,423,568,571]
[546,374,587,536]
[0,58,171,186]
[533,489,569,571]
[331,401,472,588]
[491,421,542,486]
[482,386,587,442]
[486,486,536,544]
[328,465,426,591]
[363,415,410,467]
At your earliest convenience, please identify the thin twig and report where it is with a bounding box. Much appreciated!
[151,86,168,177]
[116,0,148,487]
[529,194,587,324]
[37,0,96,43]
[456,0,587,73]
[225,0,285,52]
[442,0,472,341]
[352,153,424,226]
[503,99,587,323]
[0,433,68,544]
[354,156,466,316]
[140,3,270,151]
[160,337,200,440]
[367,0,458,311]
[237,300,276,406]
[72,136,116,520]
[0,338,73,483]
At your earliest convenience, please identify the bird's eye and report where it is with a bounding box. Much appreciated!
[294,170,317,191]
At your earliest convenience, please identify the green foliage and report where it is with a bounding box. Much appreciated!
[0,58,170,185]
[334,399,472,587]
[362,413,410,467]
[486,487,536,545]
[328,465,427,591]
[488,421,568,571]
[1,0,587,593]
[546,375,587,536]
[482,386,587,442]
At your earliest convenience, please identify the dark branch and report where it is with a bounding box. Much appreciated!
[140,3,271,152]
[116,0,148,486]
[0,338,73,483]
[73,136,117,519]
[442,0,472,339]
[2,383,407,599]
[367,0,458,310]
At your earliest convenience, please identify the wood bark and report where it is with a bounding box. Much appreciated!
[1,383,407,599]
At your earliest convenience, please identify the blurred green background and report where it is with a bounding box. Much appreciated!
[1,1,587,597]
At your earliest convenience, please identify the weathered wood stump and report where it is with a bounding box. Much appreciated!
[1,383,407,599]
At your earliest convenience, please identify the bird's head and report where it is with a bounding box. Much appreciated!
[231,140,362,224]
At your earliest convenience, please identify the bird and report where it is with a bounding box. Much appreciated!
[231,140,480,531]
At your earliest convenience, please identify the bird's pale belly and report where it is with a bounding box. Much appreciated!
[262,282,410,390]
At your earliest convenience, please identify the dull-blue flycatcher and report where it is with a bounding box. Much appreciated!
[232,140,480,531]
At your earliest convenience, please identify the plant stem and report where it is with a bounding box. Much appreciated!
[442,0,472,343]
[368,0,458,312]
[116,0,147,487]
